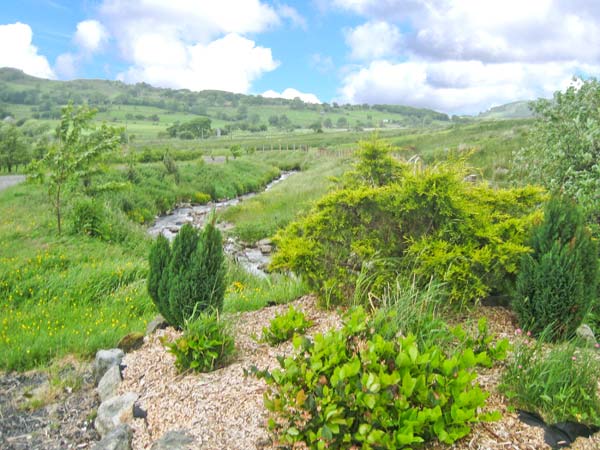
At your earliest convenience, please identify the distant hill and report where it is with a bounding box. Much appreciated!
[478,101,533,120]
[0,68,450,140]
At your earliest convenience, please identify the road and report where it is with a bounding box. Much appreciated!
[0,175,26,191]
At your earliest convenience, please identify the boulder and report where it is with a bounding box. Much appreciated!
[146,315,168,335]
[259,244,273,254]
[94,349,124,383]
[150,430,196,450]
[95,392,138,437]
[93,424,132,450]
[117,332,145,352]
[576,324,597,346]
[97,365,122,402]
[257,238,273,247]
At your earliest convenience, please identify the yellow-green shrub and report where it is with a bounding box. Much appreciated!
[271,148,544,306]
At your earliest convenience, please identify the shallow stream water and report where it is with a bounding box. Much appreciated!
[147,171,296,277]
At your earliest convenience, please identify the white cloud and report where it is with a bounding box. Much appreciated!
[330,0,600,113]
[310,53,334,73]
[339,59,594,114]
[96,0,299,93]
[74,20,109,53]
[100,0,282,46]
[0,22,54,79]
[277,4,307,30]
[345,21,403,60]
[118,33,278,93]
[261,88,321,104]
[54,53,77,78]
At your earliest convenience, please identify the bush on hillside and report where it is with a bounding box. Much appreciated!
[164,312,234,372]
[251,308,504,449]
[271,140,545,306]
[147,219,226,329]
[512,196,599,341]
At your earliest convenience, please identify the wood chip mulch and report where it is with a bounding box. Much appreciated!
[118,297,600,450]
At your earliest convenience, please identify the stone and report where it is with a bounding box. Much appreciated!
[259,244,272,254]
[146,315,168,335]
[94,349,124,383]
[576,324,597,346]
[97,365,122,402]
[117,332,145,352]
[257,238,273,247]
[150,430,196,450]
[95,392,138,437]
[93,424,132,450]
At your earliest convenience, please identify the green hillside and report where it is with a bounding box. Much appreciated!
[478,100,533,119]
[0,68,451,142]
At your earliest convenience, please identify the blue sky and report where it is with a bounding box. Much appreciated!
[1,0,600,114]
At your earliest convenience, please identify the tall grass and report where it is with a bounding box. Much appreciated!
[0,184,154,371]
[220,155,350,242]
[223,261,309,313]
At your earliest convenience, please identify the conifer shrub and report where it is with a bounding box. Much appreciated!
[271,140,544,306]
[512,196,599,341]
[147,219,226,329]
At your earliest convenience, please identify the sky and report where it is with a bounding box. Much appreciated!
[1,0,599,115]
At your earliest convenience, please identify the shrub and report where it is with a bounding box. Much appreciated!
[500,338,600,425]
[272,144,544,306]
[513,196,599,341]
[147,219,226,329]
[251,308,502,449]
[164,313,234,372]
[261,305,313,345]
[70,197,106,238]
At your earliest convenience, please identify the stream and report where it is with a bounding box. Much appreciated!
[147,171,296,277]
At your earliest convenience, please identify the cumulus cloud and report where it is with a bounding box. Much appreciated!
[0,22,54,78]
[95,0,299,93]
[331,0,600,113]
[54,52,78,78]
[339,59,593,114]
[118,33,278,93]
[261,88,321,104]
[345,21,403,60]
[74,20,109,53]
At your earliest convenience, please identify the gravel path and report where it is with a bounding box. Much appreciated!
[0,175,25,191]
[118,298,600,450]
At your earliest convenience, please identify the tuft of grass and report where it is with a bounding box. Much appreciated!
[223,261,309,313]
[221,156,349,243]
[500,337,600,425]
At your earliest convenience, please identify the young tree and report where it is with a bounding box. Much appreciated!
[29,103,121,234]
[0,123,26,173]
[514,78,600,228]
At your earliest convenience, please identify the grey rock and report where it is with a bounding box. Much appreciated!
[117,332,145,352]
[146,315,168,335]
[97,365,122,402]
[576,324,597,346]
[257,238,272,247]
[150,430,196,450]
[95,392,138,437]
[93,424,132,450]
[259,244,273,254]
[94,349,125,383]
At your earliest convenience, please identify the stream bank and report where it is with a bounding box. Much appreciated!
[147,171,296,277]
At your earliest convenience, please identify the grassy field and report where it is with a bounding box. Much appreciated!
[0,152,321,370]
[221,153,350,242]
[0,115,531,371]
